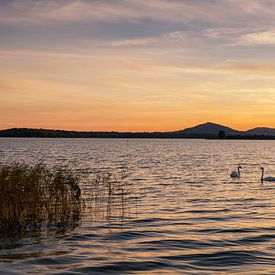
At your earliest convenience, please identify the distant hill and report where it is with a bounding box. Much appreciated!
[0,123,275,139]
[175,122,240,136]
[245,127,275,136]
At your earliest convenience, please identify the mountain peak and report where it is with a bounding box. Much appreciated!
[176,122,239,136]
[204,121,225,126]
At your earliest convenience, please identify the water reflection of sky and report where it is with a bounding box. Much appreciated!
[0,139,275,274]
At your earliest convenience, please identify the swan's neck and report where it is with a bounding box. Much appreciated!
[238,167,241,176]
[261,169,264,181]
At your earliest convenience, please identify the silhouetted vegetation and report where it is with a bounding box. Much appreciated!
[0,128,180,138]
[0,127,274,139]
[0,162,133,239]
[0,163,82,238]
[218,130,226,139]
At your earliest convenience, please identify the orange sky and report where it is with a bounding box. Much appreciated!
[1,1,275,131]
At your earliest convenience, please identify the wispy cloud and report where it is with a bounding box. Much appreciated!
[205,27,248,39]
[0,0,204,24]
[1,0,275,26]
[239,30,275,45]
[110,31,186,47]
[111,37,158,47]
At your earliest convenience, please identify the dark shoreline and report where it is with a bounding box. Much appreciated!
[0,128,275,140]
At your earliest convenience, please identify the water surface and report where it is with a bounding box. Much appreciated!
[0,138,275,274]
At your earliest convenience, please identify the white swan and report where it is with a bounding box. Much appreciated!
[260,167,275,182]
[230,165,242,178]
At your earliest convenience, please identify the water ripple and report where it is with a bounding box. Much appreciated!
[1,139,275,274]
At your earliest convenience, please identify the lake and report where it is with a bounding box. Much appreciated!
[0,138,275,274]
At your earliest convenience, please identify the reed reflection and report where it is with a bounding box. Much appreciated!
[0,163,135,250]
[83,170,135,224]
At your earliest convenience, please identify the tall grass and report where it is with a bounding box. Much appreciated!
[0,163,82,237]
[83,170,133,221]
[0,162,134,239]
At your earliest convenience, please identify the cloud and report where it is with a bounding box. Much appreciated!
[3,0,275,52]
[239,30,275,45]
[111,37,158,47]
[205,27,248,39]
[0,0,201,24]
[205,27,275,47]
[110,31,186,47]
[1,0,275,26]
[166,31,186,39]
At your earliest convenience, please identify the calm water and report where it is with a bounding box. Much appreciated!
[1,138,275,274]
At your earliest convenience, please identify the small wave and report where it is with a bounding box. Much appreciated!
[161,249,272,267]
[184,208,231,214]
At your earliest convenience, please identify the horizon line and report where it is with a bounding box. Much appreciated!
[1,121,274,133]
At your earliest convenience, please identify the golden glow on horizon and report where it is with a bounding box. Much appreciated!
[1,50,275,131]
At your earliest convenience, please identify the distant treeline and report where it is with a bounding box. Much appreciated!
[0,128,275,139]
[0,128,184,138]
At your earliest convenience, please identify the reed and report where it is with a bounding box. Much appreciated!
[0,162,133,239]
[0,163,82,237]
[83,170,133,221]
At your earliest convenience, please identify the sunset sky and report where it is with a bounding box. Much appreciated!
[1,0,275,131]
